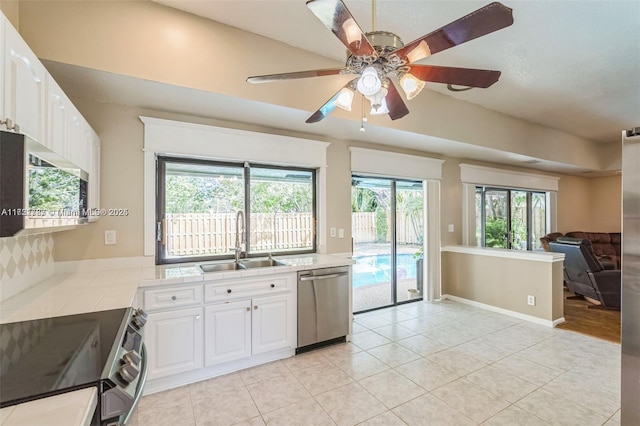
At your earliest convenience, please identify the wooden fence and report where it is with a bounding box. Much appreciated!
[166,213,313,256]
[166,212,422,256]
[352,212,422,245]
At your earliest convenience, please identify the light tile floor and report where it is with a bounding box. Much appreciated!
[130,300,621,426]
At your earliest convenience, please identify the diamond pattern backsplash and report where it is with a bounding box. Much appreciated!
[0,234,55,300]
[0,318,53,374]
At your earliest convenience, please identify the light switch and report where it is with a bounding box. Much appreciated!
[330,227,337,238]
[105,230,117,245]
[338,228,344,238]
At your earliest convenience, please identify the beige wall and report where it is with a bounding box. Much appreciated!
[16,0,615,172]
[442,250,565,322]
[52,99,620,261]
[0,0,18,28]
[556,174,621,234]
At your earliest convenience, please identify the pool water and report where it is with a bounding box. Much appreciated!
[352,253,418,288]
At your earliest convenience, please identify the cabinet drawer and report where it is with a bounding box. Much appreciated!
[205,276,292,303]
[144,284,203,311]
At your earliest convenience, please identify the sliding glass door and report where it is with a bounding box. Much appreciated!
[351,176,423,313]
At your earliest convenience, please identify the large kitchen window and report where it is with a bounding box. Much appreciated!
[156,156,316,264]
[475,186,547,250]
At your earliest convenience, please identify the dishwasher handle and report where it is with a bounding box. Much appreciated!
[299,272,348,282]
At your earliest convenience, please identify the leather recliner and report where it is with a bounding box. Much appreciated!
[548,237,621,309]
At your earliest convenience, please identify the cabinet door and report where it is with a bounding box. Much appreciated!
[251,294,294,355]
[88,130,100,221]
[146,307,203,381]
[204,300,251,366]
[45,74,68,154]
[3,21,46,142]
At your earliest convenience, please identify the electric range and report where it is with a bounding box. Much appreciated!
[0,307,148,425]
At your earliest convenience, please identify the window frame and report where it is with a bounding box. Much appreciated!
[156,155,317,265]
[476,185,547,251]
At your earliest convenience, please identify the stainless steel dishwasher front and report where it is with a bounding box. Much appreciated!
[297,266,350,352]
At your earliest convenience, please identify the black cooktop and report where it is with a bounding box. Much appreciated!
[0,308,128,408]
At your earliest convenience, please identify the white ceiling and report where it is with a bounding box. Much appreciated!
[154,0,640,144]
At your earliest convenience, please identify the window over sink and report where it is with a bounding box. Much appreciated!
[156,156,316,264]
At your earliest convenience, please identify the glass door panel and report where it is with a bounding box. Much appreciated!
[396,181,424,303]
[351,177,393,312]
[530,192,547,250]
[510,190,528,250]
[484,189,508,248]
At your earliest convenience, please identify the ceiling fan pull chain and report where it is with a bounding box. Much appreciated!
[360,94,366,132]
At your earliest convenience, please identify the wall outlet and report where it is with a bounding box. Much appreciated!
[448,224,455,233]
[338,228,344,238]
[105,230,117,245]
[330,227,336,238]
[527,295,536,306]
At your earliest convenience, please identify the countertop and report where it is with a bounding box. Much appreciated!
[0,253,352,425]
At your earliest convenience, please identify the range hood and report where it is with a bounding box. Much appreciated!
[0,130,88,237]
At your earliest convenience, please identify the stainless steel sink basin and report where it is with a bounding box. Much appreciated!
[199,262,246,273]
[240,258,286,268]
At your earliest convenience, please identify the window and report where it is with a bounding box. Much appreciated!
[475,186,547,250]
[157,156,316,264]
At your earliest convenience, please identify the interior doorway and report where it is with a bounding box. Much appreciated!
[351,175,424,313]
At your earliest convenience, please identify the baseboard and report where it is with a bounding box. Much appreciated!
[441,294,564,328]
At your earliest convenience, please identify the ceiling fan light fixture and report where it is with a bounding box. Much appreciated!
[334,87,355,111]
[366,87,388,115]
[400,74,426,100]
[357,67,382,96]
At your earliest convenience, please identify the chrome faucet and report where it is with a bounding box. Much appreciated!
[234,210,245,263]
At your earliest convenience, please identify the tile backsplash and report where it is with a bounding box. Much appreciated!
[0,234,55,301]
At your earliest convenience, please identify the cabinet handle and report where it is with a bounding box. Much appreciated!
[254,305,258,310]
[195,314,201,320]
[171,295,177,301]
[227,289,232,294]
[270,284,275,288]
[246,307,251,312]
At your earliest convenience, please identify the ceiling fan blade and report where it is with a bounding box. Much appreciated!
[306,0,378,58]
[247,67,347,84]
[408,65,501,88]
[391,2,513,64]
[306,79,358,123]
[385,80,410,121]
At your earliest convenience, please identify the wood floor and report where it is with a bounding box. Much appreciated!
[557,289,621,343]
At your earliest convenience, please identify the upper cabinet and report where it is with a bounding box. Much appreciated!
[1,11,101,221]
[2,16,46,142]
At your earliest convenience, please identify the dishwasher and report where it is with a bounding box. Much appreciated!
[297,266,350,353]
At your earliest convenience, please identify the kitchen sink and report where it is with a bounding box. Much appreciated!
[240,258,286,268]
[199,262,246,273]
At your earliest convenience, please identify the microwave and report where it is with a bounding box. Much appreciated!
[0,130,89,237]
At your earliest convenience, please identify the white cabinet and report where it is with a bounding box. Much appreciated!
[251,294,294,355]
[204,293,294,367]
[88,129,101,221]
[146,307,203,381]
[204,300,252,366]
[141,272,296,389]
[2,11,101,222]
[2,16,46,141]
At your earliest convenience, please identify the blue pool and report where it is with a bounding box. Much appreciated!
[352,253,418,288]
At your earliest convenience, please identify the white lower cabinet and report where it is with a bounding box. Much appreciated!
[204,300,252,366]
[142,273,296,389]
[251,294,294,355]
[146,307,203,381]
[204,293,294,367]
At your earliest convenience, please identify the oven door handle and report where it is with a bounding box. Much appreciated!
[122,343,148,425]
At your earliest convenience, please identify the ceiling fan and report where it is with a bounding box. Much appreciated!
[247,0,514,124]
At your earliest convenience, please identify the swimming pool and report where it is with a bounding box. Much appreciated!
[352,253,418,288]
